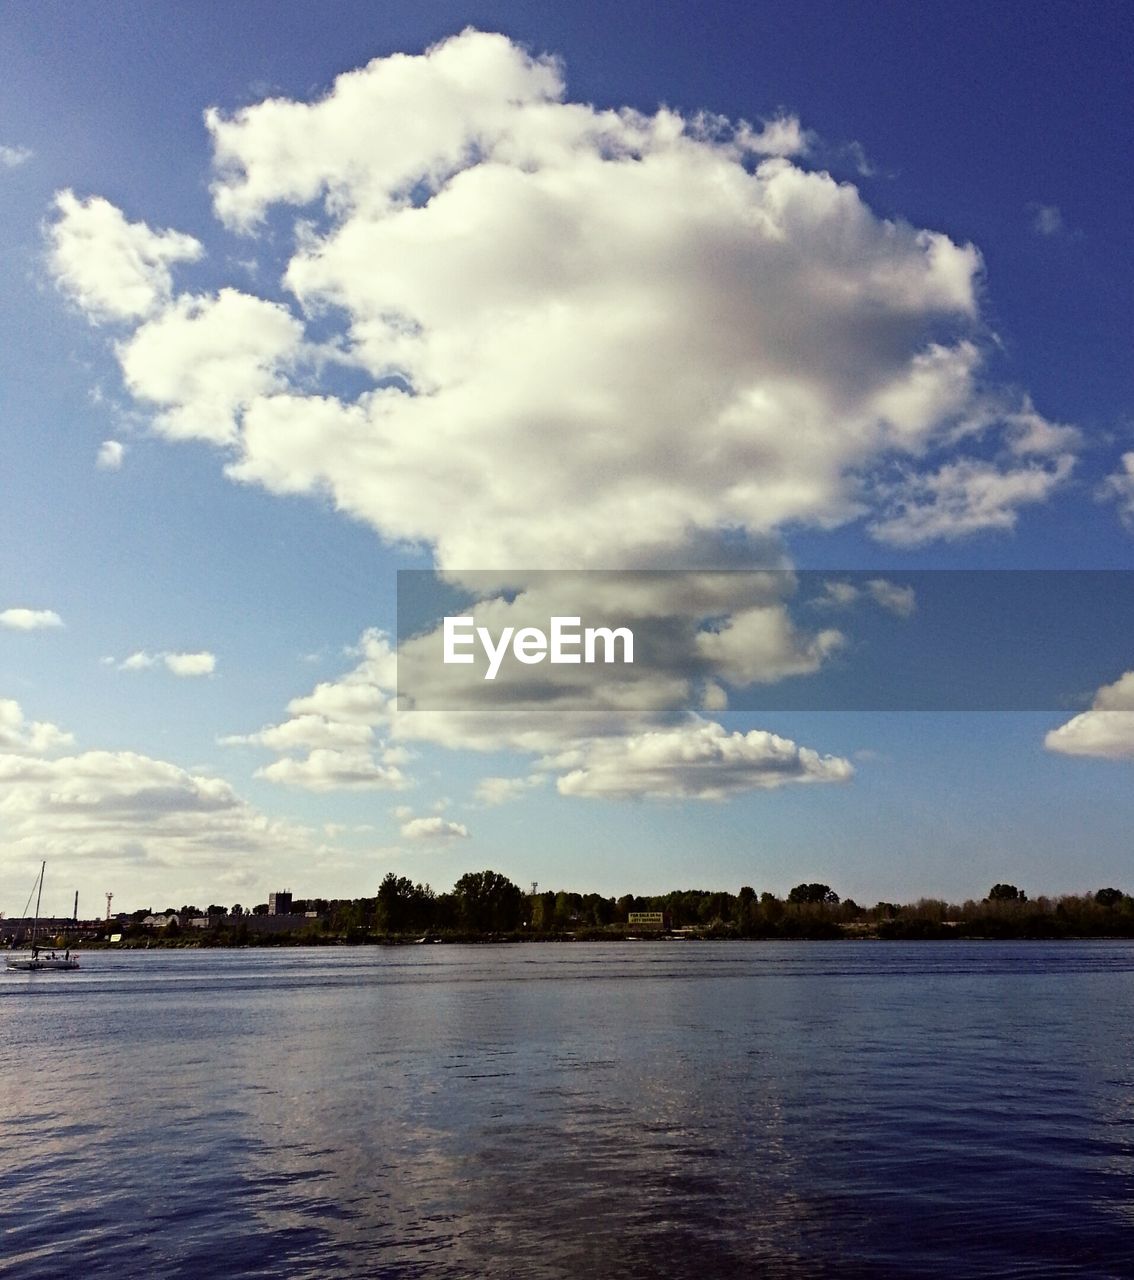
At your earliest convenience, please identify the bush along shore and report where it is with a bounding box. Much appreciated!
[14,875,1134,949]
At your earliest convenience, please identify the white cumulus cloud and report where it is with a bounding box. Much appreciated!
[554,720,853,800]
[400,815,469,840]
[0,749,311,866]
[54,29,1072,568]
[0,608,64,630]
[0,697,74,755]
[48,29,1078,806]
[119,289,303,445]
[225,630,408,792]
[48,190,202,321]
[1045,672,1134,760]
[163,651,216,677]
[257,747,409,792]
[0,698,314,870]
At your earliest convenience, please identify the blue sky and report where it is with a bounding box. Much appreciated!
[1,1,1132,916]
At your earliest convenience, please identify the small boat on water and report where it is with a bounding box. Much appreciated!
[7,951,80,972]
[5,861,80,972]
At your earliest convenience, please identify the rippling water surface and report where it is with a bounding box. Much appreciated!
[3,941,1134,1278]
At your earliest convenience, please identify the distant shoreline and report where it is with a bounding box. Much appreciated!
[8,879,1133,950]
[32,928,1134,953]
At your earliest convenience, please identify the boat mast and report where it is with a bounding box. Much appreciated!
[30,860,44,951]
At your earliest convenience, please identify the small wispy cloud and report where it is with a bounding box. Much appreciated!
[118,650,216,676]
[0,144,32,169]
[1099,452,1134,530]
[96,440,125,471]
[474,775,544,806]
[843,139,877,177]
[1030,204,1064,237]
[812,579,916,618]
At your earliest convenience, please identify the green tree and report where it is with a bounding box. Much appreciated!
[375,874,435,933]
[788,883,840,905]
[530,891,555,931]
[615,893,637,922]
[987,883,1026,903]
[377,873,416,932]
[453,869,523,932]
[583,893,613,926]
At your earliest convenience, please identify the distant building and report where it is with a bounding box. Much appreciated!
[268,891,293,916]
[142,913,180,928]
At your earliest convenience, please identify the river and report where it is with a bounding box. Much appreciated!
[3,941,1133,1277]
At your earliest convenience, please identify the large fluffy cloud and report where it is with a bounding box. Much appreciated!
[49,29,1073,569]
[48,30,1076,804]
[1045,671,1134,760]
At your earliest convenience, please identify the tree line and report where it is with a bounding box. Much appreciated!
[119,873,1134,943]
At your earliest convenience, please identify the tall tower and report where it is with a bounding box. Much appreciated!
[105,891,113,921]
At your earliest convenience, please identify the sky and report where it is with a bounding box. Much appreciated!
[1,0,1132,917]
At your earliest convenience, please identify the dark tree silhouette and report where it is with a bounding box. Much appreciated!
[788,883,840,905]
[453,869,523,931]
[987,884,1027,903]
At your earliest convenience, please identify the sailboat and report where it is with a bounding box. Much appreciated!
[6,861,80,971]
